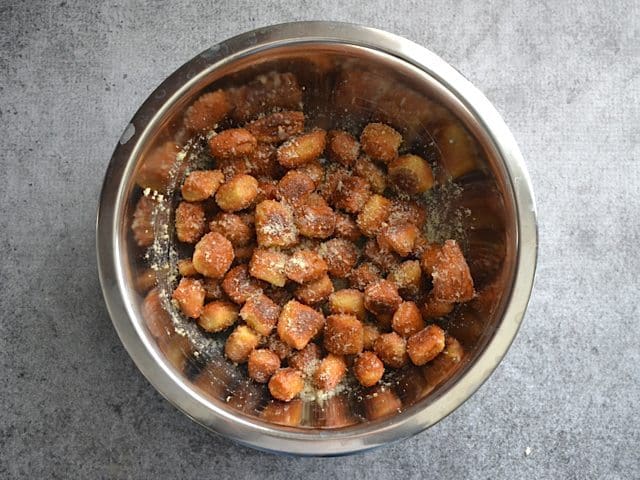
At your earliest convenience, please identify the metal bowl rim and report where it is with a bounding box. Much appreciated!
[96,21,538,456]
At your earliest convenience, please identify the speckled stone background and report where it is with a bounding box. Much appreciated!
[1,1,638,478]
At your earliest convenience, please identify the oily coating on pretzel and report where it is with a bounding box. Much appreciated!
[160,76,476,403]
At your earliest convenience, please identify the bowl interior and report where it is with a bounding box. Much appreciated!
[116,42,516,432]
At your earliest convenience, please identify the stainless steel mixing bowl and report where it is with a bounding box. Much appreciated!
[97,21,537,456]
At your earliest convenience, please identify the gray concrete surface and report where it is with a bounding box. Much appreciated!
[1,1,638,478]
